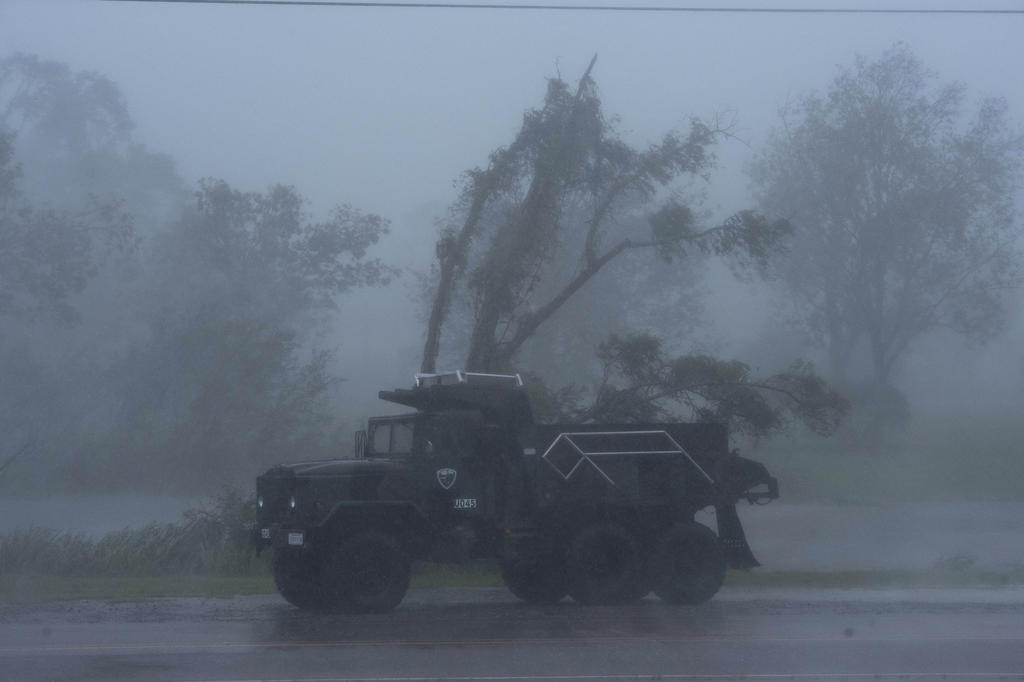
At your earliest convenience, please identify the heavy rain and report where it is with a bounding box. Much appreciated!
[1,1,1023,680]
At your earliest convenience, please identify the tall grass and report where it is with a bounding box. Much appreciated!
[748,412,1024,503]
[0,488,268,577]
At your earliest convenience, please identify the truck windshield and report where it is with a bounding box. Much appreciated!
[369,419,414,456]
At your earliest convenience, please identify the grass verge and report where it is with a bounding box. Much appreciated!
[726,567,1024,589]
[0,574,276,604]
[4,566,1023,605]
[752,412,1024,504]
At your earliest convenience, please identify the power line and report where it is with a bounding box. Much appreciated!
[99,0,1024,14]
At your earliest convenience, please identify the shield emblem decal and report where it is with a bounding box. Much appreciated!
[436,467,457,490]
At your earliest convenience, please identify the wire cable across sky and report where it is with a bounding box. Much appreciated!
[99,1,1024,15]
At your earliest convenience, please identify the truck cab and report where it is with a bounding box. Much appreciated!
[362,408,505,559]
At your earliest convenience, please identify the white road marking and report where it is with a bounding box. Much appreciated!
[192,674,1024,682]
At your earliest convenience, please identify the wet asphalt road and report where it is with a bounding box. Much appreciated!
[3,587,1024,681]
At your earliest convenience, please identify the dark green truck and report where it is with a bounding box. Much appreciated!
[255,371,778,612]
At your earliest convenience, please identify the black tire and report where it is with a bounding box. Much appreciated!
[565,523,642,605]
[320,530,411,614]
[273,549,322,610]
[621,559,654,602]
[500,554,568,604]
[652,522,726,605]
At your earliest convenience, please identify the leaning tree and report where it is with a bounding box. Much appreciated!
[420,59,846,436]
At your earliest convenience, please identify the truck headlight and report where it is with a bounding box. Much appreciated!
[289,496,296,509]
[257,496,264,509]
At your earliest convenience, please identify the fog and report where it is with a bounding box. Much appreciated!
[1,0,1022,510]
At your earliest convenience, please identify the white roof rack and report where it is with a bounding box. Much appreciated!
[414,371,523,389]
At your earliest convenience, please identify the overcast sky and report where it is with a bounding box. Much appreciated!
[5,1,1021,217]
[3,0,1022,409]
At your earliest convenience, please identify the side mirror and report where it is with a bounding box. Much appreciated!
[354,429,367,459]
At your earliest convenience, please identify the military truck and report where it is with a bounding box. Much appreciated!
[254,371,778,612]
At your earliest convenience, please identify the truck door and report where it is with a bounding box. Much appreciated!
[415,412,499,529]
[457,424,503,522]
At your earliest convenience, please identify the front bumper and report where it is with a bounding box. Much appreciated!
[252,524,308,554]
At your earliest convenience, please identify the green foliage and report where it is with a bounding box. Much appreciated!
[519,371,587,422]
[0,52,186,224]
[0,53,133,151]
[108,318,336,491]
[86,179,394,492]
[424,60,789,374]
[751,44,1023,392]
[0,54,183,493]
[0,132,135,324]
[410,563,503,589]
[418,61,837,438]
[0,131,17,201]
[0,55,394,494]
[751,412,1024,502]
[0,489,265,577]
[582,332,847,438]
[703,211,792,272]
[648,201,696,261]
[164,179,393,322]
[0,575,275,604]
[726,567,1024,589]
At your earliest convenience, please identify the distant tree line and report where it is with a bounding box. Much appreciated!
[421,47,1021,441]
[0,54,391,493]
[750,44,1022,437]
[1,43,1020,493]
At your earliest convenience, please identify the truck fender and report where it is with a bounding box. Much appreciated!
[319,500,433,546]
[715,503,760,569]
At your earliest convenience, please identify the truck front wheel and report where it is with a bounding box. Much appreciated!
[500,555,568,604]
[652,522,726,605]
[566,523,642,605]
[320,530,411,613]
[273,550,322,610]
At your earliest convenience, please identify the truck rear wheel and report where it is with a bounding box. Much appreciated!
[320,530,411,613]
[500,555,568,604]
[273,550,322,610]
[652,522,726,605]
[566,523,642,605]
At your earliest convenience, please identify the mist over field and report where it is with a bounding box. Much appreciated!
[1,0,1022,583]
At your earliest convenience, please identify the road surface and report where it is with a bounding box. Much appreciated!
[3,586,1024,681]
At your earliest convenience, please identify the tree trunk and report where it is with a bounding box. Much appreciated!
[419,171,499,374]
[461,59,598,371]
[464,300,502,371]
[420,240,457,374]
